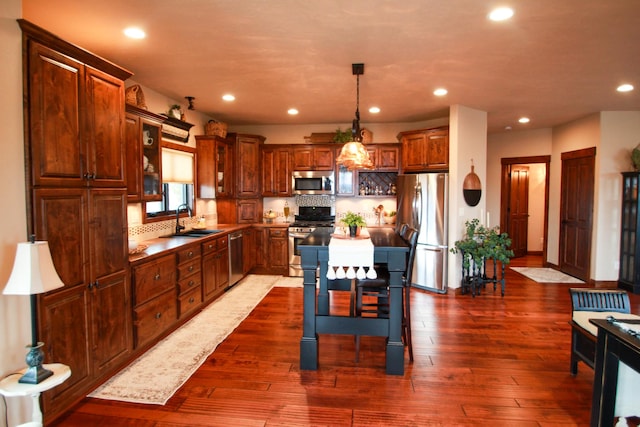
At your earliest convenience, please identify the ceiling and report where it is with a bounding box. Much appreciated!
[22,0,640,133]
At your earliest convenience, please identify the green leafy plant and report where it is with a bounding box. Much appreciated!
[341,211,366,227]
[450,218,514,270]
[333,128,353,143]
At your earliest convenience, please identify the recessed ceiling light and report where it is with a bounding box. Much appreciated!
[222,94,235,101]
[123,27,146,39]
[488,7,514,21]
[433,88,448,96]
[518,117,530,124]
[369,107,380,114]
[617,83,634,92]
[287,108,299,115]
[505,126,512,131]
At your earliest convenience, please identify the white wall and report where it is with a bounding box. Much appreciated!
[0,1,38,425]
[486,128,553,232]
[448,105,487,289]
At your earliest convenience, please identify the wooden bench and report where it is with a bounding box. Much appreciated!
[568,288,639,375]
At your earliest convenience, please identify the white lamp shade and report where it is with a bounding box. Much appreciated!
[3,241,65,295]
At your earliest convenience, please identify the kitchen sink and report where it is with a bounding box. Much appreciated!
[161,229,223,238]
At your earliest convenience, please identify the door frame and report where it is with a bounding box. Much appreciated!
[500,155,551,263]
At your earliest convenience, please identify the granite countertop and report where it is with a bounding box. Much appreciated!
[129,222,291,264]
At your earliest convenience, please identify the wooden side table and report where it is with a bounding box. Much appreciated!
[0,363,71,427]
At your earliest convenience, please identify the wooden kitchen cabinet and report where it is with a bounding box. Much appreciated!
[268,228,289,275]
[23,29,130,188]
[196,135,233,199]
[176,244,202,318]
[228,133,264,198]
[20,20,133,422]
[293,145,335,170]
[33,188,131,418]
[202,235,229,302]
[217,196,264,224]
[242,227,257,274]
[125,105,165,202]
[262,145,292,196]
[398,127,449,172]
[250,227,288,275]
[132,254,177,348]
[364,144,400,171]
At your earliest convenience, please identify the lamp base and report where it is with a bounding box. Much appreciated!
[19,342,53,384]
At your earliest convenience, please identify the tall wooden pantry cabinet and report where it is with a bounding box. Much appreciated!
[19,20,133,422]
[619,172,640,293]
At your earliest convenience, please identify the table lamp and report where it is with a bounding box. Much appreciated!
[3,237,65,384]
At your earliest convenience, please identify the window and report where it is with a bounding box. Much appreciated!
[145,182,194,219]
[145,147,195,221]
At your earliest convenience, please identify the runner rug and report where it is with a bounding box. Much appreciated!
[510,267,584,284]
[88,274,302,405]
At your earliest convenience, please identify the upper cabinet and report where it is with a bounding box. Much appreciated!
[22,20,132,188]
[261,145,292,196]
[398,127,449,173]
[363,144,400,171]
[293,146,334,170]
[196,135,233,199]
[125,105,165,201]
[228,133,265,198]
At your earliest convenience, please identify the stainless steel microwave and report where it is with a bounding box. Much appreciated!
[292,171,335,195]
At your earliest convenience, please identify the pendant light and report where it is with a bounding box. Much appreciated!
[336,63,374,170]
[463,159,482,206]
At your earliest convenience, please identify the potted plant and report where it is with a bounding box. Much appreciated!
[333,127,353,143]
[168,104,182,119]
[450,218,514,295]
[341,211,366,237]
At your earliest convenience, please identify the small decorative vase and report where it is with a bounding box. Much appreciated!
[349,225,359,237]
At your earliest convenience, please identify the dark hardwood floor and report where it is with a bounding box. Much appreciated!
[51,255,640,426]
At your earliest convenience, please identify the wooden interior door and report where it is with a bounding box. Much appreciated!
[508,165,530,258]
[559,148,595,281]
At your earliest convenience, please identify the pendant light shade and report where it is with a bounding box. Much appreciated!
[336,63,374,170]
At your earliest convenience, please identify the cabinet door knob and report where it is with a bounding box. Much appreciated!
[189,297,195,303]
[188,251,194,258]
[189,265,194,272]
[188,280,195,287]
[154,273,161,280]
[155,312,162,319]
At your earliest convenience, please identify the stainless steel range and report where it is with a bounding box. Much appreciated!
[288,206,334,277]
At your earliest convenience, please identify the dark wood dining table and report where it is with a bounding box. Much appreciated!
[299,227,409,375]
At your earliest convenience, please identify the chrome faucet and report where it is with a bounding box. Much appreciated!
[175,204,192,234]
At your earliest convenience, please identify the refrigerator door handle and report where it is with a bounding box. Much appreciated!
[414,182,423,230]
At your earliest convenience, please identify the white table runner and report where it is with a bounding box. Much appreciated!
[326,228,377,280]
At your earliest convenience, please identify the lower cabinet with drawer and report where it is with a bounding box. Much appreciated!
[176,243,202,319]
[131,253,177,348]
[202,235,229,302]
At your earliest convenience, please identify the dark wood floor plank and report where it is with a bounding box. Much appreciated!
[50,255,640,426]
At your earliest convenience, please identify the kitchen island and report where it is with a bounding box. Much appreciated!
[299,227,409,375]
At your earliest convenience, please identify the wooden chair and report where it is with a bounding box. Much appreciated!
[354,224,418,362]
[568,288,636,374]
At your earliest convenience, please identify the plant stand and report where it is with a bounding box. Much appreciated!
[459,250,506,297]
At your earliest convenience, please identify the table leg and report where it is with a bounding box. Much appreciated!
[30,391,43,426]
[300,266,319,370]
[386,270,405,375]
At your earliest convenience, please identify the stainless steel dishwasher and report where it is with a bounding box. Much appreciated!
[228,231,243,287]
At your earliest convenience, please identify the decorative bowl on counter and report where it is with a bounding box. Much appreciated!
[383,216,396,224]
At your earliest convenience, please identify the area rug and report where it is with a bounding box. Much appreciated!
[88,274,300,405]
[510,267,584,284]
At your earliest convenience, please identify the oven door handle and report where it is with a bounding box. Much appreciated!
[289,232,310,238]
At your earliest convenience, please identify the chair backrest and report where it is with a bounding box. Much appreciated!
[568,288,631,313]
[396,222,408,238]
[401,226,419,285]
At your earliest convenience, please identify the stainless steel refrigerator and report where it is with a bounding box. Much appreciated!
[396,173,448,293]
